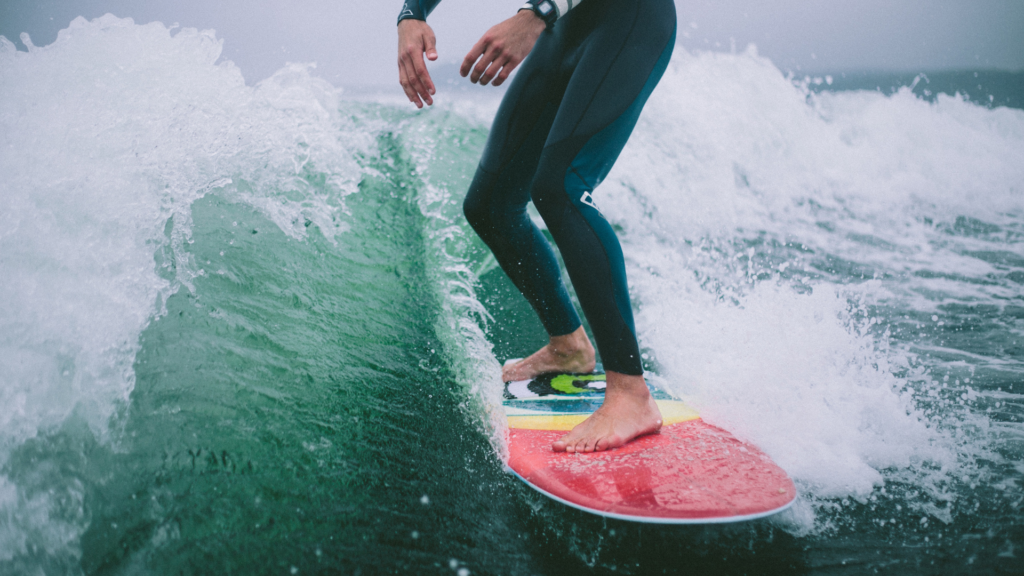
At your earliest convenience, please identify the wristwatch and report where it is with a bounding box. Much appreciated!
[520,0,559,30]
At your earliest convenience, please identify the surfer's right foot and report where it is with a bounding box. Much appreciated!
[552,372,662,453]
[502,326,596,382]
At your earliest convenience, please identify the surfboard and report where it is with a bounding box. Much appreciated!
[503,371,796,523]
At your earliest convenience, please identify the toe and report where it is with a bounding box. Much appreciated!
[604,433,624,451]
[551,437,568,452]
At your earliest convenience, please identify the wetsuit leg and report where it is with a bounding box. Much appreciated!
[464,0,676,375]
[463,27,582,338]
[531,0,676,375]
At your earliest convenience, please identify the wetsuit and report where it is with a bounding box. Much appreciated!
[399,0,676,376]
[399,1,587,26]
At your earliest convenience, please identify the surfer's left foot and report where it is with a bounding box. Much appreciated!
[552,372,662,453]
[502,326,595,382]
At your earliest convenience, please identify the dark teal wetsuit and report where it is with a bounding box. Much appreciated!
[400,0,676,376]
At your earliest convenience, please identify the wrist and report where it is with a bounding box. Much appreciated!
[520,0,558,30]
[398,14,427,28]
[516,8,549,32]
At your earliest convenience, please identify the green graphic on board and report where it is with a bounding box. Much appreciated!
[550,374,606,395]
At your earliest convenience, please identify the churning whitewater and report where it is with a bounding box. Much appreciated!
[1,15,1022,575]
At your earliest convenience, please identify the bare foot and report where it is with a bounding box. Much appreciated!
[502,326,596,382]
[552,372,662,453]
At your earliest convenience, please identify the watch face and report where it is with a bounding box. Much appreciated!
[539,1,553,15]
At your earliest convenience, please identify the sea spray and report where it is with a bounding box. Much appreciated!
[2,15,524,572]
[597,46,1024,534]
[398,107,511,459]
[0,14,368,564]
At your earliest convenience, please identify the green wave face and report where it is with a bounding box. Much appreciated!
[64,123,538,574]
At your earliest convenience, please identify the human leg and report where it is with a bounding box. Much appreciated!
[527,0,677,451]
[462,28,596,378]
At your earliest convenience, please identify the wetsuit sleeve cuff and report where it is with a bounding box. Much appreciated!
[398,0,441,25]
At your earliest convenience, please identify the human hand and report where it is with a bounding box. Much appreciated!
[398,19,438,108]
[461,10,545,87]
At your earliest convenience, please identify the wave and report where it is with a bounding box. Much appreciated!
[0,15,503,567]
[603,45,1023,531]
[2,15,1023,574]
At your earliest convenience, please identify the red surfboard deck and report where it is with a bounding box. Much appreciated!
[503,371,796,523]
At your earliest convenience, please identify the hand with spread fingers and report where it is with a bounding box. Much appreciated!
[397,18,438,108]
[460,10,546,87]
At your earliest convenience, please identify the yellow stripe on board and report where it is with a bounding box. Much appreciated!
[507,400,700,431]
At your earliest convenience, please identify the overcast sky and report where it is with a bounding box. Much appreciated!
[2,0,1022,87]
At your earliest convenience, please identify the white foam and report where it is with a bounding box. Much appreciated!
[399,107,509,461]
[594,47,1024,531]
[0,15,369,559]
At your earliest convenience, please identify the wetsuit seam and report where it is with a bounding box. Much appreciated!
[569,166,589,189]
[562,0,640,143]
[491,79,563,175]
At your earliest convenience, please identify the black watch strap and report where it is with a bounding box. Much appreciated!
[521,0,560,29]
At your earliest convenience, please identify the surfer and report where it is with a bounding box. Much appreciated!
[397,0,675,453]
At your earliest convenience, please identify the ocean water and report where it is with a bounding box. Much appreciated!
[804,70,1024,111]
[1,16,1022,575]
